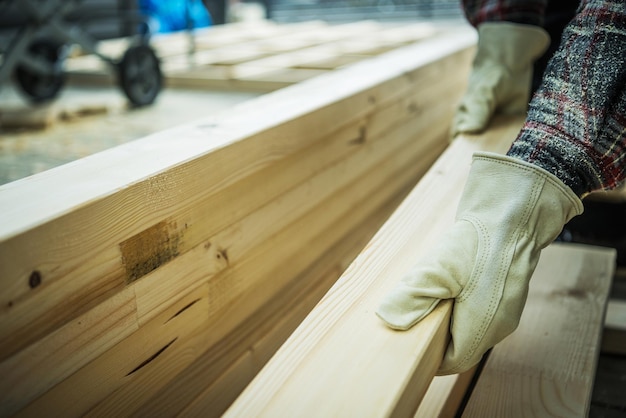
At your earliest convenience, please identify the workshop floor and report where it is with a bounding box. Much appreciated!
[0,84,260,185]
[1,80,624,415]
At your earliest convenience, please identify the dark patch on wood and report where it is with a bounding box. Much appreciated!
[216,248,230,265]
[407,101,420,114]
[28,271,42,289]
[120,220,182,284]
[166,299,201,323]
[348,126,367,145]
[126,338,178,376]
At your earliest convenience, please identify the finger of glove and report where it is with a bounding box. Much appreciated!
[376,284,442,331]
[376,222,476,331]
[438,283,527,375]
[451,93,494,136]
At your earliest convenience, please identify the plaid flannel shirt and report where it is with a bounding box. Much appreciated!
[464,0,626,196]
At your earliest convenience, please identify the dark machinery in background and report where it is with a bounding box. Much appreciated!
[0,0,162,106]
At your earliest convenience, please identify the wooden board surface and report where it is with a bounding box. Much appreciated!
[462,243,615,417]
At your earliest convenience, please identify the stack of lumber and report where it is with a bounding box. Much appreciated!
[66,20,445,91]
[0,30,475,416]
[226,115,616,418]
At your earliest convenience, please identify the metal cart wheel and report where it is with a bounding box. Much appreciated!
[118,44,162,107]
[14,40,66,103]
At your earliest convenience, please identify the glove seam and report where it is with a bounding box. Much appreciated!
[447,171,544,374]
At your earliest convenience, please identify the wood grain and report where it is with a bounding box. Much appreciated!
[462,243,615,418]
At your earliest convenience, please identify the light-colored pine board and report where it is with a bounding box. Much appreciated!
[132,85,460,324]
[0,32,475,364]
[0,289,138,416]
[131,126,448,418]
[16,284,210,417]
[601,299,626,355]
[414,366,479,418]
[223,115,525,418]
[462,243,615,417]
[154,194,409,418]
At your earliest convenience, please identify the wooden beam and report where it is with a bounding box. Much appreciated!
[462,243,615,417]
[224,115,525,418]
[0,32,475,364]
[414,366,479,418]
[1,31,475,416]
[134,182,418,418]
[601,299,626,355]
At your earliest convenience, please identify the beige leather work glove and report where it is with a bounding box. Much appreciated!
[451,22,550,137]
[376,152,583,375]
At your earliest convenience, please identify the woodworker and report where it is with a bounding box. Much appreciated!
[377,0,626,375]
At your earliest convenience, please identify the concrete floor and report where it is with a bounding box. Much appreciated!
[0,83,260,185]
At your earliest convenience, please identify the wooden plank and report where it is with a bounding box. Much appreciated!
[130,122,450,417]
[16,284,210,417]
[414,366,479,418]
[163,186,414,417]
[0,32,475,363]
[223,115,525,418]
[66,98,451,417]
[132,83,460,324]
[462,243,615,417]
[601,299,626,355]
[0,289,138,416]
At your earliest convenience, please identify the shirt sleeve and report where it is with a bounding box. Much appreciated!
[507,0,626,196]
[462,0,548,26]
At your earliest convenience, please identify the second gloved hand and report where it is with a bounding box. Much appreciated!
[451,22,550,137]
[376,152,583,375]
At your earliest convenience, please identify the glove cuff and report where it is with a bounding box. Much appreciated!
[472,151,584,217]
[476,22,550,70]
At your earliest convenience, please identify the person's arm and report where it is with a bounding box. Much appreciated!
[452,0,550,136]
[508,0,626,196]
[462,0,547,26]
[377,0,626,375]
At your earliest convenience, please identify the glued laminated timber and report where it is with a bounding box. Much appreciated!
[0,30,476,416]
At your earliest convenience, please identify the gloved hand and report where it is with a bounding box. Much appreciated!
[376,152,583,375]
[451,22,550,138]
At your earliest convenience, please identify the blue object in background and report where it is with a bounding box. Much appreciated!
[139,0,212,33]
